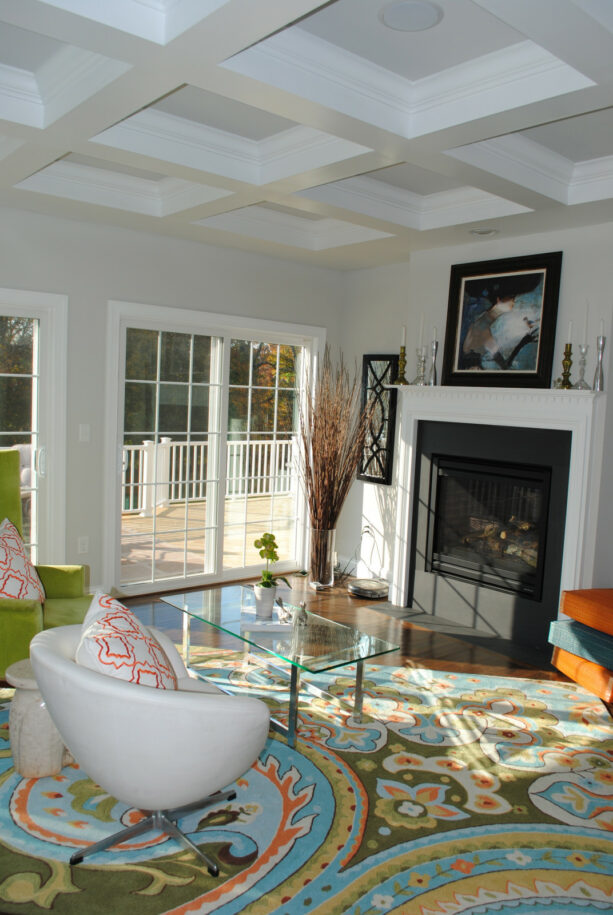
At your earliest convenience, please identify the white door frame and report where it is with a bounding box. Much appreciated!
[0,289,68,562]
[104,299,325,593]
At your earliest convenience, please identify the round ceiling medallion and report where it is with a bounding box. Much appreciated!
[380,1,444,32]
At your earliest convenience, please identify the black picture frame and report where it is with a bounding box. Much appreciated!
[357,354,398,486]
[441,251,563,388]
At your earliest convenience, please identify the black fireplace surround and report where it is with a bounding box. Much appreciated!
[408,421,571,650]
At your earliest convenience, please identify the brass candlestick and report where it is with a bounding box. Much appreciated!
[394,345,408,384]
[561,343,573,389]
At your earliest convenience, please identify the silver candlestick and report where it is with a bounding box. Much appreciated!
[593,335,606,391]
[411,345,427,385]
[428,339,439,385]
[573,343,591,390]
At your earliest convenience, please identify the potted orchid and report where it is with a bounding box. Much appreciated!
[253,532,290,618]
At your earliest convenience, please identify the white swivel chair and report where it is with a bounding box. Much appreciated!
[30,624,270,876]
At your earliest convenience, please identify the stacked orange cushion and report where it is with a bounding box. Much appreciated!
[553,589,613,704]
[560,589,613,637]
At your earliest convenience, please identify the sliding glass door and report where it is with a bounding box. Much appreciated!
[121,328,222,586]
[224,340,300,570]
[118,321,305,591]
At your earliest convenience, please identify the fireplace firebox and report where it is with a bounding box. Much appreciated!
[409,421,571,649]
[425,456,550,600]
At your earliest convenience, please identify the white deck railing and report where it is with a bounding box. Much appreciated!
[122,438,294,515]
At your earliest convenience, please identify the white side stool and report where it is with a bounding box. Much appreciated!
[5,659,71,778]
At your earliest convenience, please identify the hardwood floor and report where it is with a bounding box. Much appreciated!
[126,573,567,682]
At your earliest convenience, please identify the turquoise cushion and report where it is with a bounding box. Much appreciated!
[549,619,613,669]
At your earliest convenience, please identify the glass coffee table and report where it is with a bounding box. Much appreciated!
[161,585,398,747]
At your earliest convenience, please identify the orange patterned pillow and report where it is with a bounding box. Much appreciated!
[0,517,45,601]
[76,594,177,689]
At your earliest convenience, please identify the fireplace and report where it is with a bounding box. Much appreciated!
[387,387,606,651]
[425,455,550,600]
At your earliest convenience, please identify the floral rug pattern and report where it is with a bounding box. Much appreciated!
[0,660,611,914]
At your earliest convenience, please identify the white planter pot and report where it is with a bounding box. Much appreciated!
[254,583,276,619]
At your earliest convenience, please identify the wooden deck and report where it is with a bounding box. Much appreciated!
[121,494,295,584]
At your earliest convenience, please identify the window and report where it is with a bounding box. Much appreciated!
[0,291,67,564]
[0,314,38,555]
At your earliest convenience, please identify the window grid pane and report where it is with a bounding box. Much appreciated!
[0,316,39,560]
[122,330,302,587]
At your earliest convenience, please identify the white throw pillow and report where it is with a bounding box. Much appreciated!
[0,517,45,601]
[76,593,177,689]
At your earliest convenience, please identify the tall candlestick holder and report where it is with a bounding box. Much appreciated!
[560,343,573,389]
[428,340,439,386]
[593,335,606,391]
[573,343,591,390]
[394,345,409,385]
[411,345,428,386]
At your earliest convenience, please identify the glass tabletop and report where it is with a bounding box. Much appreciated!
[161,585,398,674]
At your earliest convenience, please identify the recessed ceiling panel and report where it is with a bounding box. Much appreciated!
[154,86,296,140]
[522,109,613,163]
[366,162,461,196]
[196,204,394,250]
[0,23,63,71]
[298,0,525,80]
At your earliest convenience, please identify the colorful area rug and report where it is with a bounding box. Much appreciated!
[0,657,612,914]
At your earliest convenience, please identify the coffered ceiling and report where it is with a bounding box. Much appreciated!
[1,0,613,268]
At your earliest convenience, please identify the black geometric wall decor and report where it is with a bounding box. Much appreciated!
[357,354,398,486]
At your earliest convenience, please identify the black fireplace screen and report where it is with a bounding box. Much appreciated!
[425,455,551,599]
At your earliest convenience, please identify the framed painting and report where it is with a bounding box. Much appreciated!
[358,354,398,486]
[441,251,563,388]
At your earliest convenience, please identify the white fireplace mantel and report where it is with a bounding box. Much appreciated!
[389,386,607,607]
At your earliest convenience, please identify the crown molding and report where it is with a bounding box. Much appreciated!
[37,46,131,126]
[18,160,232,215]
[0,63,42,127]
[95,107,370,185]
[223,29,594,139]
[447,134,574,203]
[298,175,529,230]
[569,155,613,204]
[32,0,226,44]
[196,204,392,250]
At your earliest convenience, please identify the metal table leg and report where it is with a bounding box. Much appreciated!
[354,660,364,723]
[287,665,300,749]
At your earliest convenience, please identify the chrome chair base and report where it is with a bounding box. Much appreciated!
[69,789,237,876]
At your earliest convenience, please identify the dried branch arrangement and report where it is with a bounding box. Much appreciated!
[298,346,373,532]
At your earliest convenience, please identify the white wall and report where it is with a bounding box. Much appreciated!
[337,223,613,592]
[0,208,346,585]
[3,207,612,592]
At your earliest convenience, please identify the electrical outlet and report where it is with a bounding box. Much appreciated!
[77,536,89,554]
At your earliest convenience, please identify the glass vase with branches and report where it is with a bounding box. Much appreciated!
[298,346,373,589]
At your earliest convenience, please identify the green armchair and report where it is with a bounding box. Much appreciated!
[0,449,91,678]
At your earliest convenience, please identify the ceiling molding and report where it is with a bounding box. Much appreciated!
[17,159,233,215]
[36,0,229,45]
[94,107,372,184]
[0,63,43,127]
[196,204,393,250]
[223,29,594,139]
[569,156,613,205]
[37,46,131,126]
[1,0,613,267]
[447,134,574,203]
[298,175,529,230]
